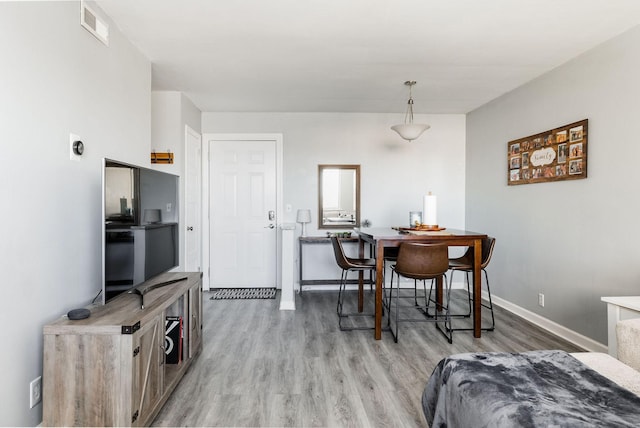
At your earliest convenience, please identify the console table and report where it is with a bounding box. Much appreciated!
[299,236,372,292]
[43,272,202,427]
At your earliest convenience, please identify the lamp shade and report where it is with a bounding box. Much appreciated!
[391,123,431,141]
[296,209,311,223]
[143,209,161,223]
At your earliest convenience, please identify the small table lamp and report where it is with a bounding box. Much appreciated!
[296,209,311,236]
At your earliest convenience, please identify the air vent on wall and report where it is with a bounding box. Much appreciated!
[81,1,109,46]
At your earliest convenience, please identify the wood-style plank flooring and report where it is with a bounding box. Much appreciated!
[151,290,583,427]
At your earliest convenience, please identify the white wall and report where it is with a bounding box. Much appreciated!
[202,112,466,283]
[466,25,640,345]
[0,2,151,425]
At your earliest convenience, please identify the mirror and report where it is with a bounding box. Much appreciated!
[318,164,360,229]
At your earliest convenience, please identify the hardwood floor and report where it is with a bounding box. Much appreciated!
[151,289,583,427]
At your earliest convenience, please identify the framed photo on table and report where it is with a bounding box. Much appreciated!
[507,119,588,186]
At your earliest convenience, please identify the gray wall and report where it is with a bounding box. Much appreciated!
[0,2,151,425]
[466,25,640,345]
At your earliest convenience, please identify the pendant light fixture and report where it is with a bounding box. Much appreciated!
[391,80,430,141]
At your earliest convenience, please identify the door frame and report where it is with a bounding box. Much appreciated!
[184,125,202,273]
[201,133,283,291]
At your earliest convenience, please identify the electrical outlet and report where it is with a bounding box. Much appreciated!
[29,376,42,408]
[538,293,545,307]
[166,203,172,212]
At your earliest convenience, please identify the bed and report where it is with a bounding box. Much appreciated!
[422,350,640,427]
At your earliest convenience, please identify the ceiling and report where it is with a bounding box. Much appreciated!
[95,0,640,114]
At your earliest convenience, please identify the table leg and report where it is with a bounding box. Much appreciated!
[473,238,482,338]
[375,242,384,340]
[358,239,364,312]
[298,239,303,294]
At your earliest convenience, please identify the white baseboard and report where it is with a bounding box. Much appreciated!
[492,295,607,353]
[279,300,296,310]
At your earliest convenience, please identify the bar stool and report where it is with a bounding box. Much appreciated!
[330,235,377,331]
[448,237,496,331]
[387,242,452,343]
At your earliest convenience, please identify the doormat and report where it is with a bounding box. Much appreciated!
[209,288,277,300]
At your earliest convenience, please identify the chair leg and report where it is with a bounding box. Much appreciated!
[337,270,347,319]
[447,269,472,318]
[393,270,400,343]
[482,269,495,331]
[386,269,402,342]
[465,271,473,316]
[337,268,377,332]
[434,273,453,344]
[449,268,495,332]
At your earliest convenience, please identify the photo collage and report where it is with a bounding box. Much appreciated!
[508,119,587,185]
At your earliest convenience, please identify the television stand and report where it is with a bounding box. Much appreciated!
[43,272,202,427]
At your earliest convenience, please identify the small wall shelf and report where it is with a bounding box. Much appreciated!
[151,151,174,164]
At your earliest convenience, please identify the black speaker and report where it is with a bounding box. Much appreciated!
[67,308,90,320]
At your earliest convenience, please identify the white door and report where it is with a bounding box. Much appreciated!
[185,125,202,272]
[209,139,277,288]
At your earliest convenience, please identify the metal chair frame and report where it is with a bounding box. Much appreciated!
[331,236,377,331]
[448,237,496,332]
[386,243,452,343]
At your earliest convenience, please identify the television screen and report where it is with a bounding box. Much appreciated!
[102,159,179,304]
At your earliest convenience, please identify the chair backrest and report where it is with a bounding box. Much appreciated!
[394,242,448,280]
[458,236,496,269]
[480,237,496,269]
[330,235,351,270]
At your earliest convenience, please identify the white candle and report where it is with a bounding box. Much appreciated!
[423,193,437,226]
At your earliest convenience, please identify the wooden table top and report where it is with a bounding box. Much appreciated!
[355,227,487,242]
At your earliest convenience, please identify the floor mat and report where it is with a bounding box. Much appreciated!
[209,288,277,300]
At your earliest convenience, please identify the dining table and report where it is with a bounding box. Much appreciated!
[355,227,488,340]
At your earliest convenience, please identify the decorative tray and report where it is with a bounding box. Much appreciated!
[393,226,447,232]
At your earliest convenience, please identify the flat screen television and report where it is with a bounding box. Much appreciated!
[101,158,179,304]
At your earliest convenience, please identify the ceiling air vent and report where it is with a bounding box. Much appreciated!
[80,1,109,46]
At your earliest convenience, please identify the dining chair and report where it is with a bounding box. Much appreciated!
[330,235,377,331]
[448,236,496,331]
[387,242,452,343]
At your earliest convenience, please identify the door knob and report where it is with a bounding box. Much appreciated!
[187,226,194,231]
[264,224,275,229]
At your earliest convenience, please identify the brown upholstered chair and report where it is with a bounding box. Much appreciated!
[448,237,496,331]
[387,242,452,343]
[330,235,377,331]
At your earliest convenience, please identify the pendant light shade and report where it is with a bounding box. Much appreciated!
[391,81,430,141]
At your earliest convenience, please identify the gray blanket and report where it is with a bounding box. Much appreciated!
[422,350,640,428]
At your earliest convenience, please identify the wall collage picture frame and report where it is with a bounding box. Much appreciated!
[508,119,588,186]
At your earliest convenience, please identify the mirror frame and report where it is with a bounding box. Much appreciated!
[318,164,360,229]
